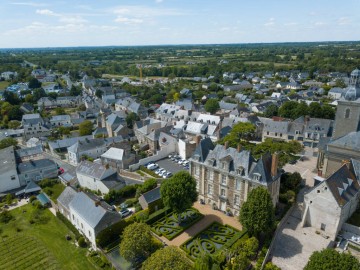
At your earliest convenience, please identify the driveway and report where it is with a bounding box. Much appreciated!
[159,202,242,247]
[157,158,189,174]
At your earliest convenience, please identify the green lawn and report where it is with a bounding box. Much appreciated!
[0,204,96,270]
[0,81,10,90]
[43,183,66,202]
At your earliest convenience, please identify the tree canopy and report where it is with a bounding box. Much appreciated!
[0,137,18,149]
[239,187,275,237]
[142,246,192,270]
[160,171,197,222]
[304,249,360,270]
[204,98,220,114]
[119,222,159,264]
[78,120,93,136]
[219,122,256,148]
[28,78,41,89]
[278,101,335,120]
[125,112,140,128]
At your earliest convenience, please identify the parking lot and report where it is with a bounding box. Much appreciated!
[156,157,189,174]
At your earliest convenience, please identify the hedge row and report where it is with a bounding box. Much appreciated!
[56,212,81,240]
[96,219,135,249]
[139,166,159,178]
[145,207,170,225]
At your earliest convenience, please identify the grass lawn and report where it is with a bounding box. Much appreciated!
[0,81,10,90]
[0,204,95,270]
[43,183,66,202]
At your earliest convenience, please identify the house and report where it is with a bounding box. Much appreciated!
[328,88,345,99]
[26,137,41,148]
[57,186,78,220]
[0,146,21,193]
[1,71,18,80]
[76,161,125,194]
[17,159,58,183]
[56,96,81,107]
[48,136,93,159]
[68,191,122,249]
[286,82,302,90]
[37,97,56,109]
[22,113,50,140]
[138,187,163,213]
[20,103,34,114]
[50,115,71,127]
[101,147,136,171]
[219,101,238,112]
[31,69,46,79]
[301,162,360,240]
[189,139,281,216]
[67,137,124,166]
[15,145,43,162]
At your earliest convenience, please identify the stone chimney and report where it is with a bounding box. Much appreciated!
[237,144,242,153]
[271,153,279,177]
[342,159,350,169]
[195,135,201,146]
[224,141,229,150]
[95,200,101,207]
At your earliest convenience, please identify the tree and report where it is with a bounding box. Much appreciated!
[28,78,41,89]
[173,92,180,102]
[69,85,81,96]
[204,98,220,114]
[125,112,140,128]
[194,253,216,270]
[119,222,159,264]
[321,104,335,119]
[264,262,282,270]
[304,248,360,270]
[239,187,275,237]
[78,120,93,136]
[95,89,103,99]
[0,137,18,149]
[3,91,20,105]
[308,102,322,118]
[278,101,299,119]
[25,94,34,103]
[5,194,13,205]
[220,122,256,148]
[280,172,302,193]
[264,104,278,118]
[32,88,47,101]
[160,171,197,224]
[8,105,23,121]
[55,107,66,115]
[8,120,21,129]
[142,246,192,270]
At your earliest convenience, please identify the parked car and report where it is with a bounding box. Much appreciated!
[156,168,166,175]
[163,172,173,178]
[120,203,128,209]
[147,163,159,170]
[159,170,167,177]
[178,159,186,165]
[182,160,189,166]
[155,168,162,175]
[119,208,132,218]
[58,168,65,175]
[289,159,297,165]
[145,161,154,167]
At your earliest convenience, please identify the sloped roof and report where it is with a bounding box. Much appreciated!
[141,187,161,204]
[57,186,77,210]
[329,131,360,151]
[191,137,215,162]
[76,160,116,180]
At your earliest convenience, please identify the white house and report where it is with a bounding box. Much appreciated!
[68,191,122,249]
[50,115,71,127]
[76,161,125,194]
[301,162,360,240]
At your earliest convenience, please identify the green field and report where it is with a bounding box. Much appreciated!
[0,81,10,90]
[0,204,95,270]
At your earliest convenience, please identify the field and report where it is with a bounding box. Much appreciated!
[0,81,10,90]
[151,208,203,240]
[181,222,245,260]
[0,204,95,270]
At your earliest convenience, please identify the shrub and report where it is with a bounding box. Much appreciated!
[0,210,13,224]
[96,219,135,249]
[124,198,138,207]
[146,207,170,225]
[38,178,57,189]
[56,212,81,239]
[78,236,87,248]
[139,166,159,178]
[29,195,37,203]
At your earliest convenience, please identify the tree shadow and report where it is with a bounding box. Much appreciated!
[271,233,303,259]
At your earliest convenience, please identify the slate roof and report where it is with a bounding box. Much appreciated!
[48,136,93,150]
[15,145,43,159]
[0,146,17,177]
[69,192,121,232]
[101,147,124,161]
[329,131,360,151]
[15,181,41,195]
[76,160,116,180]
[219,101,238,111]
[141,187,161,204]
[263,119,289,134]
[22,113,43,125]
[191,137,215,162]
[57,186,77,211]
[325,164,360,207]
[17,159,56,173]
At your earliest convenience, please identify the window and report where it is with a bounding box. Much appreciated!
[72,214,75,220]
[280,133,282,137]
[221,175,227,185]
[221,162,225,169]
[275,132,278,136]
[234,195,240,206]
[253,173,261,181]
[208,184,213,195]
[321,223,326,231]
[81,223,83,229]
[209,170,214,181]
[267,131,269,135]
[235,179,240,191]
[221,189,226,197]
[195,166,200,176]
[89,231,92,237]
[345,108,351,119]
[317,190,320,193]
[237,167,244,175]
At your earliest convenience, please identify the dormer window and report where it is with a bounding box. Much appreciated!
[253,173,261,181]
[237,166,244,175]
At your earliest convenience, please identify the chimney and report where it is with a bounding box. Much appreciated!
[237,144,242,153]
[224,141,229,150]
[342,159,350,169]
[271,153,279,177]
[95,200,101,207]
[195,135,201,146]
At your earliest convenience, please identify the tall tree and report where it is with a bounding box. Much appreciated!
[204,98,220,114]
[263,104,278,118]
[125,112,140,128]
[78,120,93,136]
[28,78,41,89]
[0,138,18,149]
[239,187,275,237]
[142,246,191,270]
[119,222,159,264]
[160,171,198,224]
[304,249,360,270]
[220,122,256,148]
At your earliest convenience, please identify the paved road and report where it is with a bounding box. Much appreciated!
[41,151,75,173]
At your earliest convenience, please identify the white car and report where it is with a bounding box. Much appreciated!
[147,163,159,170]
[159,170,167,177]
[155,168,162,175]
[182,160,189,166]
[157,168,166,175]
[178,159,186,165]
[163,172,173,178]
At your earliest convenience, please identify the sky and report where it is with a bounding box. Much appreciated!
[0,0,359,48]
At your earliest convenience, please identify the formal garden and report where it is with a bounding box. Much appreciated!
[181,222,246,260]
[150,208,203,240]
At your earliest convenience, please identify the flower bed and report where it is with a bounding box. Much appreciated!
[151,208,203,240]
[181,222,245,260]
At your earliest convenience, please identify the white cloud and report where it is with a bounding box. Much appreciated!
[156,0,164,3]
[11,2,47,7]
[284,22,298,26]
[338,17,351,25]
[112,5,186,17]
[114,16,143,25]
[36,9,55,16]
[314,21,326,26]
[59,16,88,24]
[264,18,275,27]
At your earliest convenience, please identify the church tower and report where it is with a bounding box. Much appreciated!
[332,68,360,139]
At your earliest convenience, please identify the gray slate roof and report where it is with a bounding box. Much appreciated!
[329,131,360,151]
[17,159,56,173]
[0,146,17,177]
[57,186,77,211]
[141,187,161,204]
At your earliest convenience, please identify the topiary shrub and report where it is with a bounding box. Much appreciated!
[29,195,37,203]
[78,236,87,248]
